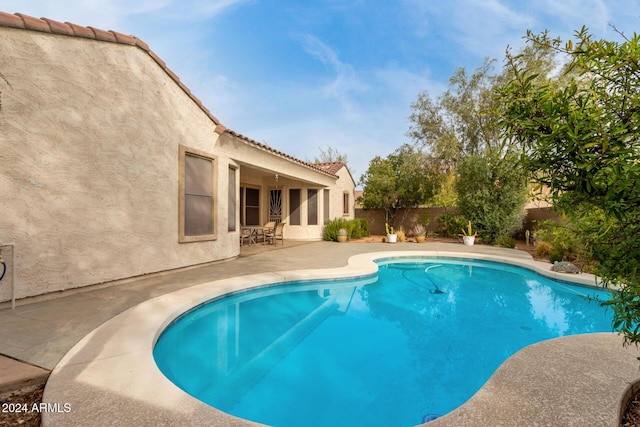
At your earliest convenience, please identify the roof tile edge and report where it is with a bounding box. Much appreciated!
[14,13,49,32]
[0,11,23,28]
[65,21,95,38]
[224,130,337,177]
[87,26,117,43]
[41,18,74,36]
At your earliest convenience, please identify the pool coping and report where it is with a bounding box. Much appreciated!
[41,251,640,426]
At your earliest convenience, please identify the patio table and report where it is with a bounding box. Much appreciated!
[242,226,270,245]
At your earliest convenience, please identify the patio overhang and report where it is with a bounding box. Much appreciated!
[221,129,338,188]
[234,160,334,188]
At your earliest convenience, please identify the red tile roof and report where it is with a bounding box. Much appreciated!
[315,161,357,187]
[314,162,346,175]
[0,11,337,178]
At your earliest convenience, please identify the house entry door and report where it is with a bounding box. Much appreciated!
[269,189,282,224]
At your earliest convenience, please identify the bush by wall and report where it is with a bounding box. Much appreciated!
[437,213,467,238]
[495,235,516,248]
[350,218,370,239]
[323,218,371,242]
[534,220,589,265]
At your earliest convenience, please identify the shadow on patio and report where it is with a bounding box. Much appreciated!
[239,239,317,257]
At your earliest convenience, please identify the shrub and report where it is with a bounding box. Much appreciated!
[397,227,406,242]
[456,154,528,244]
[350,218,370,240]
[323,218,350,242]
[535,241,553,257]
[323,218,370,241]
[437,213,467,237]
[496,235,516,248]
[534,220,587,263]
[418,211,431,227]
[548,248,565,263]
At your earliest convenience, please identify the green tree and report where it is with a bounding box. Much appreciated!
[431,172,458,208]
[498,27,640,345]
[456,154,528,244]
[359,144,442,227]
[408,55,540,225]
[408,59,512,170]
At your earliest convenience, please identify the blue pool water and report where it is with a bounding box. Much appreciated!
[154,258,613,427]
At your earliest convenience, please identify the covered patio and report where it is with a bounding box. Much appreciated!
[225,129,356,242]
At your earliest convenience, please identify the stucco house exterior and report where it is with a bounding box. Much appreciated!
[0,11,355,303]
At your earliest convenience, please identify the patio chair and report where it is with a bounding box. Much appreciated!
[259,222,275,244]
[240,227,252,247]
[265,222,285,245]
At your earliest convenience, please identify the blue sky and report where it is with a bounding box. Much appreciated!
[2,1,639,182]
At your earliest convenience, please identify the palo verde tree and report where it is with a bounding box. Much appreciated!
[408,58,532,234]
[408,58,513,170]
[308,145,355,179]
[359,144,442,228]
[312,145,349,163]
[498,27,640,346]
[409,42,562,165]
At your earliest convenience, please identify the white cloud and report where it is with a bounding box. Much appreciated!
[0,0,247,29]
[374,66,442,102]
[190,0,251,16]
[471,0,532,27]
[534,0,611,33]
[449,1,533,57]
[298,34,368,100]
[0,0,166,29]
[160,0,253,22]
[399,0,534,61]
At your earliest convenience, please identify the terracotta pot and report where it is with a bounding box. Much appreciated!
[416,235,426,243]
[337,234,348,243]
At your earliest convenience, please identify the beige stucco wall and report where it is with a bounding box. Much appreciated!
[281,165,355,240]
[329,166,356,221]
[0,28,238,301]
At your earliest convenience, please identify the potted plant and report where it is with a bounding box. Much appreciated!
[414,223,426,243]
[460,220,477,246]
[337,228,348,243]
[385,223,397,243]
[397,226,406,242]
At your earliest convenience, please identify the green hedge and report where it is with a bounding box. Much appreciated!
[323,218,370,241]
[437,213,467,238]
[350,218,370,239]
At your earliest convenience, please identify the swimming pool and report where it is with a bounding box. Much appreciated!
[154,257,613,427]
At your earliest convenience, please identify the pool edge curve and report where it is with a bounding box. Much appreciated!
[41,250,638,427]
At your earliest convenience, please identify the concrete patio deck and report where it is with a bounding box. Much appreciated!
[0,241,638,426]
